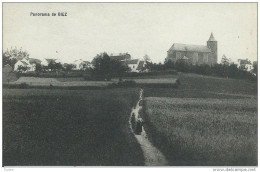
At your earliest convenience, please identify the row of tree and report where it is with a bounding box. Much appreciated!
[146,60,257,81]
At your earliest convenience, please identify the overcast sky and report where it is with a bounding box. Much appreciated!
[3,3,257,63]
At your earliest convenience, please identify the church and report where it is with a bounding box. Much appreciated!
[166,33,218,65]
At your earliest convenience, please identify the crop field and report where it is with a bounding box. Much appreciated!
[141,73,257,166]
[3,88,144,166]
[143,97,257,166]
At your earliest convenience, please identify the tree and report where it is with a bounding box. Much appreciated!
[143,54,151,62]
[64,64,74,72]
[47,61,64,71]
[3,53,17,68]
[92,52,129,80]
[35,63,42,73]
[253,61,257,75]
[4,47,29,60]
[3,47,30,68]
[145,61,153,71]
[17,65,29,73]
[221,54,232,65]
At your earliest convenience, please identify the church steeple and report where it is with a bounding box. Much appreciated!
[208,32,217,42]
[207,32,218,65]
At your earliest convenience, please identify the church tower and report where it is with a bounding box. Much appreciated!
[207,33,218,65]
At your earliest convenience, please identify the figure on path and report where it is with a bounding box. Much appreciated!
[136,118,143,135]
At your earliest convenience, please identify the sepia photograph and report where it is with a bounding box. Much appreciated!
[2,2,258,169]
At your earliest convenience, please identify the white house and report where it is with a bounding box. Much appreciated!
[73,59,91,70]
[125,59,148,73]
[236,59,253,72]
[14,58,32,72]
[245,63,253,72]
[14,58,42,72]
[41,59,49,66]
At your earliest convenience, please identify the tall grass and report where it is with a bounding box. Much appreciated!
[143,97,257,166]
[3,88,144,166]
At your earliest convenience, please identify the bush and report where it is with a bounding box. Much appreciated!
[123,70,178,78]
[176,78,181,86]
[18,82,29,89]
[108,80,137,88]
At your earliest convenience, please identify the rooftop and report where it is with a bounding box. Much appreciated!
[168,43,211,53]
[29,58,42,64]
[110,53,131,61]
[208,32,217,42]
[136,61,145,70]
[125,59,139,64]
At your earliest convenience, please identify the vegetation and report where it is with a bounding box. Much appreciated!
[3,47,29,67]
[141,73,257,166]
[3,88,144,166]
[143,97,257,166]
[144,73,257,98]
[3,53,17,68]
[253,61,257,74]
[146,60,257,81]
[17,65,29,73]
[47,61,64,72]
[92,52,130,81]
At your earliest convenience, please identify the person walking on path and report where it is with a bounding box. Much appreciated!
[136,118,143,135]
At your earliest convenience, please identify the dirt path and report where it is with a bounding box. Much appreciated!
[129,89,168,166]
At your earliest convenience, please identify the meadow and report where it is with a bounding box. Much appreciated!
[144,73,257,98]
[141,73,257,166]
[3,88,144,166]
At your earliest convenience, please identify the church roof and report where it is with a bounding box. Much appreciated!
[168,43,211,53]
[208,32,217,41]
[125,59,139,64]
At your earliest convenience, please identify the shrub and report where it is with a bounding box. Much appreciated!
[108,80,137,88]
[176,78,181,86]
[18,82,29,89]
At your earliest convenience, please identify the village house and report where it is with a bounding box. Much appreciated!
[108,53,148,73]
[14,58,40,72]
[236,59,253,72]
[166,33,218,65]
[125,59,147,73]
[110,53,131,62]
[13,57,63,72]
[221,54,233,65]
[72,59,92,70]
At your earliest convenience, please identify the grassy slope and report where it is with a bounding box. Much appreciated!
[3,88,144,166]
[144,73,257,98]
[141,73,257,166]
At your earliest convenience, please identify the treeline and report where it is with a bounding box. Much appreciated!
[146,61,257,81]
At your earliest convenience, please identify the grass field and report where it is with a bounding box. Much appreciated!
[3,88,144,166]
[144,73,257,99]
[141,73,257,166]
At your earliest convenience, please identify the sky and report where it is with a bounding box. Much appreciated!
[3,3,257,64]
